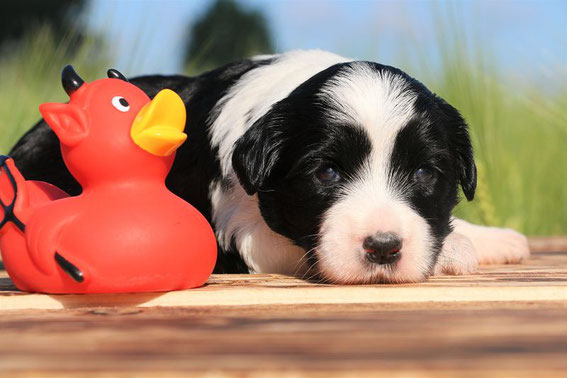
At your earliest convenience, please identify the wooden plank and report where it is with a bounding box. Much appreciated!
[1,238,567,376]
[528,236,567,252]
[2,249,567,311]
[1,302,567,376]
[2,277,567,310]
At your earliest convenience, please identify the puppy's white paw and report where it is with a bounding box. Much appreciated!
[452,219,530,265]
[474,228,530,264]
[434,232,479,275]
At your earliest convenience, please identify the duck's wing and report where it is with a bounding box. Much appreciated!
[54,252,84,283]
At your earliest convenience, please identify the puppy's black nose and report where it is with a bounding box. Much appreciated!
[363,232,403,265]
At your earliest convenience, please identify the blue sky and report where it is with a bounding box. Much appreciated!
[86,0,566,88]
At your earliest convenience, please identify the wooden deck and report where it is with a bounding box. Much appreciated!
[1,236,567,377]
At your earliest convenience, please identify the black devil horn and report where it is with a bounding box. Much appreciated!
[107,69,128,82]
[61,65,85,96]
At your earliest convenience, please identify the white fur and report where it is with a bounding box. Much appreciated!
[318,192,434,284]
[451,218,530,264]
[435,232,478,275]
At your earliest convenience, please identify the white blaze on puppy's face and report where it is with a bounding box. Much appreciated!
[315,63,435,284]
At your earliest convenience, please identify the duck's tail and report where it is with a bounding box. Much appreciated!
[0,156,26,233]
[1,156,83,290]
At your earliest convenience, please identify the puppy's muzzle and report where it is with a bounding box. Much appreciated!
[363,232,403,265]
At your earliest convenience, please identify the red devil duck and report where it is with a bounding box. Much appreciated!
[0,66,217,293]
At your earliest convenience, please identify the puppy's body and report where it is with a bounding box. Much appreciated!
[10,50,529,283]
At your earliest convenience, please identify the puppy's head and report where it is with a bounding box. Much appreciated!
[232,62,476,283]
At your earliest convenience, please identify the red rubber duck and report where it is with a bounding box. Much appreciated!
[0,66,217,293]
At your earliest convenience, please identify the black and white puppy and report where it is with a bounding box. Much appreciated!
[10,50,529,284]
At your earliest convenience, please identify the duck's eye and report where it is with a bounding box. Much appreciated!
[316,165,341,184]
[413,166,436,184]
[112,96,130,112]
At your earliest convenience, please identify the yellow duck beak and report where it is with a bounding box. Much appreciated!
[131,89,187,156]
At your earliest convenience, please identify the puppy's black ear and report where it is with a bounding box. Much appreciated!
[232,111,286,195]
[437,98,477,201]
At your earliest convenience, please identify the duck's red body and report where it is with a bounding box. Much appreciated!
[0,67,217,293]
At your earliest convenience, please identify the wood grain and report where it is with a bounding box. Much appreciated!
[2,249,567,310]
[1,238,567,377]
[2,301,567,377]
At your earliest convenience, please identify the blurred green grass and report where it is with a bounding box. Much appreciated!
[0,25,565,235]
[0,26,110,152]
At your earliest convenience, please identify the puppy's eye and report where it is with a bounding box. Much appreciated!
[316,165,341,184]
[413,166,436,184]
[112,96,130,112]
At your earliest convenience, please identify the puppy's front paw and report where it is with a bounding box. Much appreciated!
[475,228,530,265]
[435,232,479,275]
[452,219,531,265]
